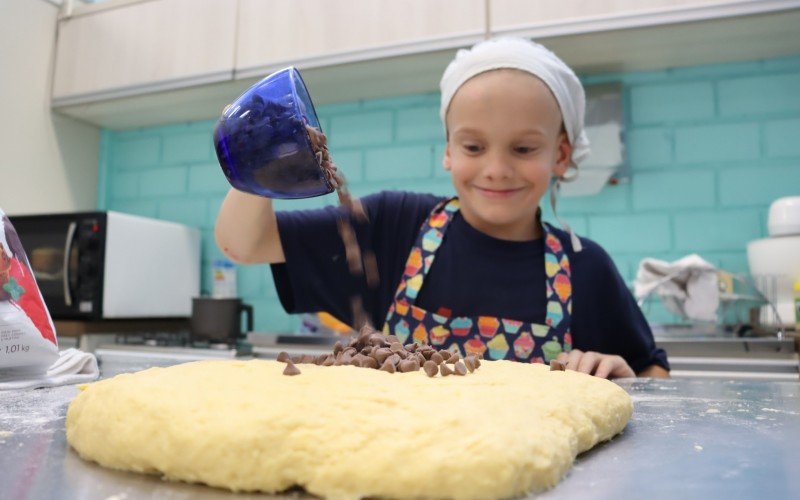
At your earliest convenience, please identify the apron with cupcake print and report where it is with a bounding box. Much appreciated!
[383,198,573,363]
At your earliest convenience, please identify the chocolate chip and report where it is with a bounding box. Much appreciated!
[399,359,420,373]
[291,355,304,364]
[464,356,476,373]
[301,354,316,364]
[439,351,451,362]
[322,355,335,367]
[406,343,418,353]
[473,357,481,369]
[379,360,396,373]
[369,334,387,347]
[385,335,399,345]
[454,362,467,376]
[374,347,392,364]
[440,364,454,377]
[333,341,344,355]
[283,361,301,376]
[416,353,426,367]
[386,354,401,366]
[276,351,290,363]
[390,342,404,353]
[431,352,444,365]
[423,360,438,377]
[316,354,328,365]
[447,353,460,364]
[360,346,373,356]
[550,360,566,371]
[361,356,378,369]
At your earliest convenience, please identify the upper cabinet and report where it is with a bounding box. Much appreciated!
[235,0,485,77]
[52,0,238,106]
[50,0,800,128]
[490,0,737,31]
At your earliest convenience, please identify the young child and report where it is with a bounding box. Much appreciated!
[215,37,669,379]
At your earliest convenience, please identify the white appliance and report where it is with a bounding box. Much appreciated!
[747,197,800,327]
[9,211,201,319]
[561,84,624,197]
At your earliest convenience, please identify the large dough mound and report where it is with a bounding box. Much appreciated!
[66,360,632,499]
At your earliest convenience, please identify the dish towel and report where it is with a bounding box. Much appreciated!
[0,348,99,391]
[633,254,720,322]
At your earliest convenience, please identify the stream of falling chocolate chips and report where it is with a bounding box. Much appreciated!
[278,325,482,377]
[306,125,379,330]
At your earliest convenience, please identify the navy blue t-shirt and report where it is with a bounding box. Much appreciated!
[271,190,669,373]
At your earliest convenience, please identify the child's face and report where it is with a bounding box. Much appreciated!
[444,69,572,241]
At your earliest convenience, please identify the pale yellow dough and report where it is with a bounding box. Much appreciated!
[66,360,632,499]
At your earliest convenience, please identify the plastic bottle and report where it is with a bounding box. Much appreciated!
[212,258,237,298]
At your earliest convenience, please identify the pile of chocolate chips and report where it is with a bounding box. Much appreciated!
[278,326,481,378]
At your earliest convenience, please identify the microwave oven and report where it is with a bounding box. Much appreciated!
[9,211,201,320]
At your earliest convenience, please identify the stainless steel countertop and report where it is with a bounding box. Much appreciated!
[2,356,799,499]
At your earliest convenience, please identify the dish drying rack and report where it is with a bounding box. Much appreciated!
[636,269,788,340]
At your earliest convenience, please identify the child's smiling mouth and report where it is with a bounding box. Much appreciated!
[474,186,525,199]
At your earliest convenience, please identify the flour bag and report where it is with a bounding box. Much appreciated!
[0,208,58,379]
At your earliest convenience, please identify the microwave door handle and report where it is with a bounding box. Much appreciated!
[63,222,77,307]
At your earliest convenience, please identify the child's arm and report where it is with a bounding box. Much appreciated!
[215,188,285,264]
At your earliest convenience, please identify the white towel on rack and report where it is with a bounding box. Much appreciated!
[634,254,720,322]
[0,348,99,391]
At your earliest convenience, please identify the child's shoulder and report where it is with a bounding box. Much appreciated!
[362,190,447,218]
[546,225,614,265]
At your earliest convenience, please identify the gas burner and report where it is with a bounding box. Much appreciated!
[115,331,190,347]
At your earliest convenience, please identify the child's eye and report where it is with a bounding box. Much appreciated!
[515,146,537,154]
[463,144,482,153]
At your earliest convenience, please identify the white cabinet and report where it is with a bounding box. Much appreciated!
[235,0,485,76]
[50,0,800,128]
[52,0,237,105]
[491,0,736,32]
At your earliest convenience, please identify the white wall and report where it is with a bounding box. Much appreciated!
[0,0,100,215]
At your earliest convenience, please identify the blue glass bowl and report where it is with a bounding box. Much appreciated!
[213,67,334,199]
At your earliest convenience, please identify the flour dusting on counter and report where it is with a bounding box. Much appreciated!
[0,385,77,434]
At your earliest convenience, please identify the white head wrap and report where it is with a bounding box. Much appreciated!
[439,37,591,168]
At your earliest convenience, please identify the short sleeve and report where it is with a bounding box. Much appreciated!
[569,238,670,374]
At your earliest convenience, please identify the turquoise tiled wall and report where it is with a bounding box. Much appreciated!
[99,55,800,331]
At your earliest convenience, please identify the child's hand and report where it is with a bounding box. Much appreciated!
[555,349,635,379]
